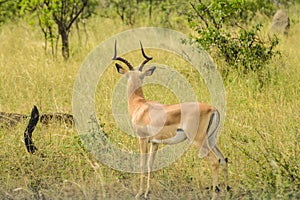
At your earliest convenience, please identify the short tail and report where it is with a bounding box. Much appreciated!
[207,109,220,147]
[199,109,220,158]
[150,128,187,144]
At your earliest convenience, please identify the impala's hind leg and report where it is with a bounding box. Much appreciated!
[206,151,221,200]
[212,145,230,191]
[144,143,159,198]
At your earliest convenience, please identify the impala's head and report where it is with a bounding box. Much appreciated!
[112,41,156,84]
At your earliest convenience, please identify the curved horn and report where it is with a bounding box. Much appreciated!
[112,40,134,70]
[138,41,152,71]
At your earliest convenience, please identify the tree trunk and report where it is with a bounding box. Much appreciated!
[149,0,152,19]
[59,22,69,60]
[61,31,69,60]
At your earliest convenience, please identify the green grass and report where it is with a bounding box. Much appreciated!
[0,7,300,199]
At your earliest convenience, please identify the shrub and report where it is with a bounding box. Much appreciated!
[188,0,280,77]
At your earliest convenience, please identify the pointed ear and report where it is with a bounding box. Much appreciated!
[143,66,156,76]
[115,63,127,74]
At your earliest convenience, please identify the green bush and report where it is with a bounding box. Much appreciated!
[188,0,280,77]
[0,0,20,25]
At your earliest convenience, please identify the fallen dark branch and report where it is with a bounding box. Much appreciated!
[1,106,75,155]
[24,106,39,154]
[0,112,27,128]
[0,111,74,128]
[40,113,73,127]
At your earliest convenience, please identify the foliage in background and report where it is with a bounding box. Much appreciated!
[0,0,20,25]
[19,0,98,60]
[101,0,189,27]
[104,0,139,25]
[157,0,189,27]
[188,0,281,79]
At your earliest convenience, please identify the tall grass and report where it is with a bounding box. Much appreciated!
[0,6,299,199]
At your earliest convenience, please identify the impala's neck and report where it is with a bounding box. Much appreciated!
[127,78,146,117]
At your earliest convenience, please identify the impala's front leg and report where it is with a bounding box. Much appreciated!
[145,143,159,198]
[136,137,148,199]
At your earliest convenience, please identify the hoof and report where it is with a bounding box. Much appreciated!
[226,185,231,191]
[135,191,144,199]
[215,186,220,193]
[144,190,150,199]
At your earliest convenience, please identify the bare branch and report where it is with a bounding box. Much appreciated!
[67,0,88,31]
[190,2,209,28]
